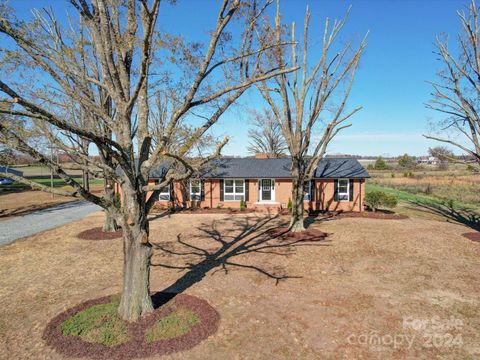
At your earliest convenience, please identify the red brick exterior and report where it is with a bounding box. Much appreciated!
[116,177,366,212]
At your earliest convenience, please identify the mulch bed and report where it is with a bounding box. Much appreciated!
[175,208,256,214]
[268,227,328,242]
[43,293,220,360]
[462,232,480,242]
[77,227,123,240]
[334,211,408,220]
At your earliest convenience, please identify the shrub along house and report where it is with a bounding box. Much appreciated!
[127,155,369,213]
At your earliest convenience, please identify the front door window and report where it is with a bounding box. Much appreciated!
[261,179,272,201]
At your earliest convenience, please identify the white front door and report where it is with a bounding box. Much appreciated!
[259,179,275,202]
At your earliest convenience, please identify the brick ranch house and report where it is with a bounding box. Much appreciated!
[116,156,369,212]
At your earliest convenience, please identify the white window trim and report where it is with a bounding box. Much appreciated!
[304,181,311,201]
[224,179,245,202]
[159,183,170,201]
[337,178,350,202]
[190,179,201,201]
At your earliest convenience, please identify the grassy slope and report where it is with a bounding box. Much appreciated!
[366,183,478,210]
[366,182,480,225]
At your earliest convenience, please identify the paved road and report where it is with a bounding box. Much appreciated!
[0,200,101,246]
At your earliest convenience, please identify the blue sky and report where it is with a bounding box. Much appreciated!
[9,0,470,157]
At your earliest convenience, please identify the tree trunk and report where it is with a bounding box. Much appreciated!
[103,210,118,232]
[117,222,154,321]
[82,140,90,192]
[103,178,119,232]
[289,164,305,232]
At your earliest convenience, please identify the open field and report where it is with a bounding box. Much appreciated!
[367,167,480,228]
[0,184,104,219]
[366,183,480,229]
[1,212,479,359]
[368,168,480,210]
[1,165,104,218]
[7,165,83,177]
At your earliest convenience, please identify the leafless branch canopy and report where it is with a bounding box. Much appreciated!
[0,0,297,215]
[256,2,367,179]
[247,108,287,157]
[424,0,480,166]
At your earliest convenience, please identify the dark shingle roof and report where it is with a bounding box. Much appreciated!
[144,157,369,179]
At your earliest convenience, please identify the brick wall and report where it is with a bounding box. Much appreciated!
[136,177,365,212]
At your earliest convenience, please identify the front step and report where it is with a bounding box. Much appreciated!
[253,202,282,213]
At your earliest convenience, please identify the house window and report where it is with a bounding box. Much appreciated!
[224,179,245,201]
[154,180,170,201]
[159,183,170,201]
[190,179,201,200]
[304,181,311,201]
[338,179,349,201]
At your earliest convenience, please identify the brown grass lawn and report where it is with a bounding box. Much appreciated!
[0,185,104,219]
[1,212,480,359]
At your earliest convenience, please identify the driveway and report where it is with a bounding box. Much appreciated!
[0,200,100,246]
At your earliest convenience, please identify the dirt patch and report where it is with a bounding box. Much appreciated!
[77,227,123,240]
[267,227,328,241]
[462,232,480,242]
[43,293,220,360]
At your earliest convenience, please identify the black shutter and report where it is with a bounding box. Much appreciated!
[349,179,354,201]
[334,179,339,201]
[201,180,205,201]
[170,182,174,202]
[245,179,249,201]
[185,181,190,201]
[310,179,315,201]
[220,179,224,201]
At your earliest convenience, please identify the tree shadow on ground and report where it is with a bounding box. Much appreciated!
[406,200,480,231]
[150,215,331,306]
[303,212,339,228]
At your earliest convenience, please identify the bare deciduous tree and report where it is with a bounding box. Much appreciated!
[425,0,480,169]
[247,108,287,157]
[0,0,296,321]
[256,3,367,231]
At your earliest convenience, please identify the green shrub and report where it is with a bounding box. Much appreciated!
[287,198,292,213]
[240,196,246,212]
[374,157,389,170]
[397,153,416,169]
[365,190,398,212]
[391,173,395,178]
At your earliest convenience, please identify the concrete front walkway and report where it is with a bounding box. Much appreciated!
[0,200,100,246]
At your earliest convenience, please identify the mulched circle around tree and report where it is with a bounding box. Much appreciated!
[462,232,480,242]
[268,227,328,242]
[43,293,220,360]
[77,227,123,240]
